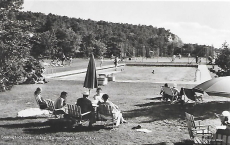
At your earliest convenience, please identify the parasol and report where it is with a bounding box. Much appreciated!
[83,53,98,94]
[194,76,230,97]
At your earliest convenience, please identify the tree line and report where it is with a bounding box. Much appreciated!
[0,0,220,87]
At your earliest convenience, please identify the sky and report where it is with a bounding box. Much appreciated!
[22,0,230,48]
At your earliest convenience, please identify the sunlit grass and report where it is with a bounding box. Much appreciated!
[0,58,228,145]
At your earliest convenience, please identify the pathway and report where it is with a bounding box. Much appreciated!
[43,64,125,79]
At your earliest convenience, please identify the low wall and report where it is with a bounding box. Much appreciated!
[126,62,198,67]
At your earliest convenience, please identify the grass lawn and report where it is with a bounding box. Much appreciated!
[0,58,229,145]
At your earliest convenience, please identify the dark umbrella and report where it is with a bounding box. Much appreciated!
[194,76,230,97]
[83,53,98,94]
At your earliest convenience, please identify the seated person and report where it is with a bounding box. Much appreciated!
[160,83,170,101]
[76,91,96,127]
[98,94,127,125]
[92,87,104,106]
[222,111,230,125]
[34,87,48,109]
[171,83,181,102]
[54,91,68,115]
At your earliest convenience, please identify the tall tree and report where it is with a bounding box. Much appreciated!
[0,0,40,84]
[215,41,230,72]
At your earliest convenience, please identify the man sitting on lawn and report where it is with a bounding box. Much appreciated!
[76,91,96,127]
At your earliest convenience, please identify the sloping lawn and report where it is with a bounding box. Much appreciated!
[0,62,229,145]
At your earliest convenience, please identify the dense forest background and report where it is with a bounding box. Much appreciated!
[0,0,220,86]
[17,11,215,59]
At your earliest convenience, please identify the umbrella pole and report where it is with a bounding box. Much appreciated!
[89,89,90,95]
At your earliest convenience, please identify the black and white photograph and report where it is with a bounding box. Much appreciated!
[1,0,230,144]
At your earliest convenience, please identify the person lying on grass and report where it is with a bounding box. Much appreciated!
[98,94,127,124]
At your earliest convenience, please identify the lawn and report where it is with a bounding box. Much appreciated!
[0,58,229,145]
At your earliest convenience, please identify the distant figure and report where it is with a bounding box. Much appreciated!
[100,56,103,67]
[114,56,118,70]
[172,55,176,62]
[0,76,6,92]
[61,53,66,65]
[188,53,190,57]
[178,54,181,59]
[196,56,199,64]
[67,56,73,66]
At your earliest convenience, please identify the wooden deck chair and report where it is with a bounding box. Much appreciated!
[46,99,55,112]
[67,104,91,126]
[97,104,120,128]
[161,86,177,103]
[185,112,213,142]
[182,88,203,104]
[46,99,66,118]
[45,99,58,117]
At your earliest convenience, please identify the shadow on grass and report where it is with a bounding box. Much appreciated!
[0,118,105,134]
[0,116,48,121]
[148,140,193,145]
[0,121,50,128]
[174,140,194,145]
[124,101,230,123]
[23,124,103,134]
[146,97,162,101]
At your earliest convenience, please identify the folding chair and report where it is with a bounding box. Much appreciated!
[67,104,91,126]
[185,112,215,144]
[182,88,203,104]
[97,104,120,128]
[46,99,67,118]
[46,99,55,112]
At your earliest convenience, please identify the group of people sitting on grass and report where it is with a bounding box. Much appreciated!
[160,83,204,104]
[25,68,48,84]
[34,87,127,128]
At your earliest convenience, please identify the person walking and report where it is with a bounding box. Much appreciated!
[114,56,118,70]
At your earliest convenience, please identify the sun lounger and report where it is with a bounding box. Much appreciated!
[181,88,203,104]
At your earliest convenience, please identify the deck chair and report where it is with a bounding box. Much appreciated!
[161,86,178,103]
[185,112,214,144]
[67,104,91,126]
[182,88,203,104]
[97,104,120,128]
[46,99,59,117]
[46,99,66,118]
[46,99,55,112]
